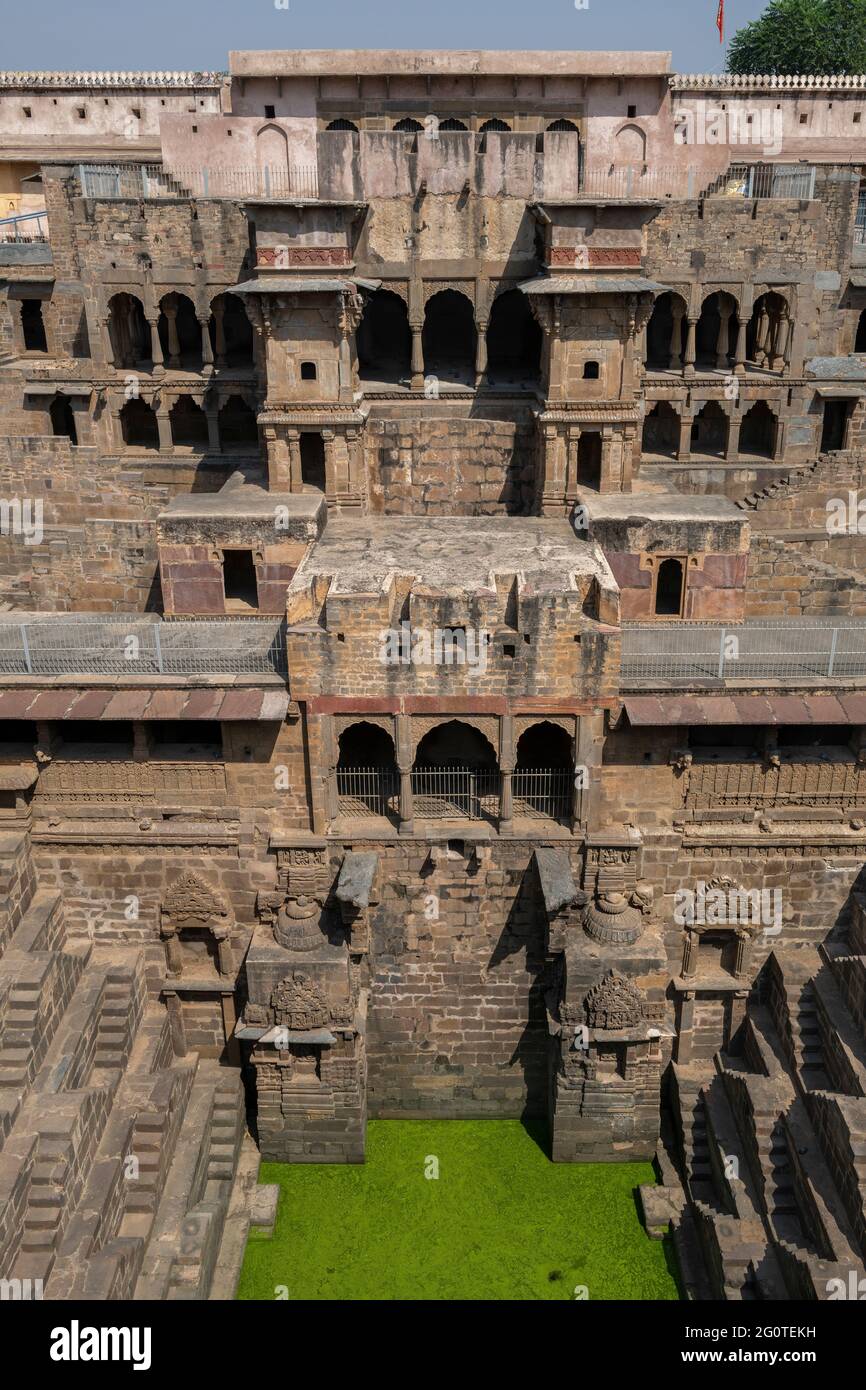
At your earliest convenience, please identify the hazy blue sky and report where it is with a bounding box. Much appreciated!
[3,0,770,74]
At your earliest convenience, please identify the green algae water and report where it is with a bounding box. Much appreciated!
[237,1119,682,1301]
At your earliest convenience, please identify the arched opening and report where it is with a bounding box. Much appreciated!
[209,292,253,367]
[479,118,511,132]
[107,293,150,369]
[739,401,777,457]
[357,288,412,384]
[120,398,159,449]
[20,299,47,352]
[300,361,317,381]
[336,722,399,821]
[747,291,790,369]
[412,719,499,822]
[514,721,574,823]
[218,395,258,450]
[256,123,289,192]
[326,119,358,132]
[690,400,728,457]
[300,433,326,491]
[158,293,201,371]
[696,292,739,371]
[655,557,685,617]
[583,361,600,380]
[439,118,468,132]
[485,288,541,384]
[577,432,602,489]
[856,309,866,354]
[50,393,77,444]
[547,119,579,132]
[169,396,208,448]
[422,289,476,386]
[646,292,687,370]
[394,117,424,132]
[613,123,646,165]
[642,401,679,458]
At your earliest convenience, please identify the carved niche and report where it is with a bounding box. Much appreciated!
[259,846,334,952]
[160,872,235,979]
[583,970,646,1031]
[271,972,330,1031]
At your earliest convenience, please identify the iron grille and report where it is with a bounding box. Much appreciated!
[411,766,501,821]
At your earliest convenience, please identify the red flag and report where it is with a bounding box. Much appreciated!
[717,0,724,42]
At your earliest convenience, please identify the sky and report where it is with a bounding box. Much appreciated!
[1,0,771,74]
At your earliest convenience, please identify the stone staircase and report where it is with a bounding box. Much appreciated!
[0,826,246,1300]
[668,926,866,1298]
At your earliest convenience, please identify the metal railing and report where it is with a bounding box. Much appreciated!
[621,620,866,686]
[411,766,501,821]
[0,210,49,242]
[77,162,319,201]
[512,768,573,821]
[0,616,286,676]
[336,766,398,820]
[72,158,816,206]
[855,190,866,245]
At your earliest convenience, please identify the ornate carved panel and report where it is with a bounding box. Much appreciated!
[409,714,500,757]
[35,760,227,803]
[686,758,866,809]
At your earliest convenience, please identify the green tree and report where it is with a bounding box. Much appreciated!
[728,0,866,74]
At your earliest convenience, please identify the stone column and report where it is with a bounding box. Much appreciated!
[98,316,114,368]
[410,321,424,389]
[199,316,214,373]
[565,427,580,499]
[396,715,415,835]
[753,306,770,366]
[715,301,733,370]
[677,411,692,462]
[499,767,514,834]
[733,314,748,375]
[675,991,695,1064]
[775,314,793,372]
[147,316,164,374]
[215,932,235,977]
[725,411,740,460]
[206,407,221,453]
[156,400,172,452]
[212,298,227,365]
[266,429,290,489]
[669,300,685,370]
[163,931,183,978]
[683,317,697,377]
[475,320,488,386]
[287,429,303,492]
[322,429,336,498]
[163,301,181,366]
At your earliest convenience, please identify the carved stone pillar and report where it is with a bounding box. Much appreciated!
[475,319,488,385]
[669,299,685,370]
[163,301,180,366]
[753,306,770,366]
[212,298,227,365]
[206,408,221,453]
[499,767,514,834]
[733,314,748,375]
[396,714,414,835]
[322,428,336,497]
[683,317,697,377]
[677,411,692,462]
[98,316,114,368]
[725,411,740,460]
[410,321,424,389]
[775,313,793,372]
[287,429,303,492]
[715,301,733,370]
[215,930,235,978]
[162,928,183,978]
[155,399,172,451]
[199,315,214,373]
[147,317,164,374]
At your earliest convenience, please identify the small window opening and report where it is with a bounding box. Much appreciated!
[222,549,258,610]
[655,557,685,617]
